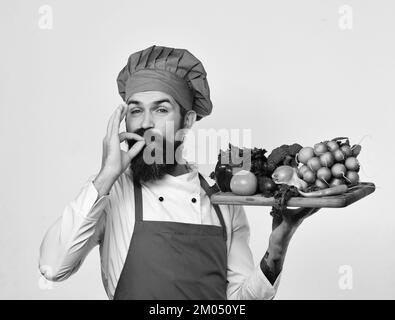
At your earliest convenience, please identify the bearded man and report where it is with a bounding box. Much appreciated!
[39,45,319,300]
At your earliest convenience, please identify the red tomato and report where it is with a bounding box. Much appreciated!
[230,170,258,196]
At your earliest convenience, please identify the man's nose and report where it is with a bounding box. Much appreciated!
[141,112,154,129]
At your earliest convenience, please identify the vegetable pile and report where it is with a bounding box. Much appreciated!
[210,143,303,197]
[210,137,363,197]
[295,137,361,191]
[210,137,365,216]
[209,144,269,192]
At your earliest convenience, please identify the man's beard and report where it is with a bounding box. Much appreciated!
[127,128,184,183]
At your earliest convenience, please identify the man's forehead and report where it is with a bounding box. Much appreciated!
[127,91,177,105]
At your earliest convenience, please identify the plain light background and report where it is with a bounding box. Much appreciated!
[0,0,393,299]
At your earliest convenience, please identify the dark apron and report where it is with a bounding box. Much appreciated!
[113,172,228,300]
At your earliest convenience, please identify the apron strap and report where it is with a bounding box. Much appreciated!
[133,174,143,222]
[198,173,228,242]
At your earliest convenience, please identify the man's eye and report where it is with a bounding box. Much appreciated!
[130,109,142,114]
[157,107,168,113]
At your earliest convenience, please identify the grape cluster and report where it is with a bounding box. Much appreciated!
[296,138,361,190]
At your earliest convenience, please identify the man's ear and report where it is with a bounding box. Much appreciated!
[183,110,197,129]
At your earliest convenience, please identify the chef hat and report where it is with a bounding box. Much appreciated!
[117,45,213,121]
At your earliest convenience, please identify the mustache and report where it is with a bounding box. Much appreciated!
[126,128,154,150]
[127,128,180,151]
[133,128,148,138]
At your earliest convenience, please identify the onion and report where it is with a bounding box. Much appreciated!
[272,165,308,190]
[272,165,294,183]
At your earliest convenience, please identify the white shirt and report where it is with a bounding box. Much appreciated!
[38,164,281,300]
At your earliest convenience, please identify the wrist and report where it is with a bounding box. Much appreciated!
[93,170,118,197]
[269,222,295,250]
[98,168,119,183]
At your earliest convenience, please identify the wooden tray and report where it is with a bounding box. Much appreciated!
[210,182,376,208]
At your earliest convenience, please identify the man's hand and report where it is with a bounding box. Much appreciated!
[93,104,146,197]
[100,104,146,178]
[260,206,321,285]
[272,207,321,232]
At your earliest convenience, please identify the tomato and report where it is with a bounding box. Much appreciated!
[230,170,258,196]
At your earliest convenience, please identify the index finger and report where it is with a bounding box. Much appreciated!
[110,104,128,137]
[107,104,124,138]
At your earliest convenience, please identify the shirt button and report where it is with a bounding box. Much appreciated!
[191,198,197,203]
[159,196,164,202]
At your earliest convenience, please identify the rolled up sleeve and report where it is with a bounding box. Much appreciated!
[226,205,281,300]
